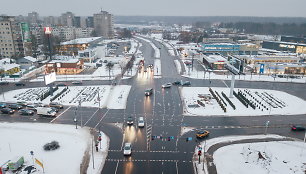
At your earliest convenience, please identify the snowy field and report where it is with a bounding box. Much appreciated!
[214,141,306,174]
[195,135,306,174]
[0,85,131,109]
[181,87,306,116]
[0,123,109,174]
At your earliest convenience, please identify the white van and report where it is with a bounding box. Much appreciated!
[36,107,56,117]
[138,117,145,128]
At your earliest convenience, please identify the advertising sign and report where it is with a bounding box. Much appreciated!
[44,27,52,34]
[20,23,31,42]
[259,64,265,74]
[44,72,56,85]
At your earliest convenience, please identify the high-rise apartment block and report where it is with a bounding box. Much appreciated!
[93,10,113,38]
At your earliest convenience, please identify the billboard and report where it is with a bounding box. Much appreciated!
[20,23,31,42]
[44,72,56,85]
[44,27,52,34]
[259,64,265,74]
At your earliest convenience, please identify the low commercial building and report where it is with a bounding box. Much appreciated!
[0,58,20,75]
[16,56,37,69]
[199,43,259,55]
[58,37,101,56]
[262,41,306,54]
[45,58,84,75]
[237,55,300,65]
[202,54,228,70]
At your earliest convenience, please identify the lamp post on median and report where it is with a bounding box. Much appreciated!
[264,121,270,135]
[74,118,77,129]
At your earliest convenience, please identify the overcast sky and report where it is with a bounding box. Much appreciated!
[1,0,306,17]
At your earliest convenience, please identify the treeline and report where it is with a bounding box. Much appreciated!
[220,22,306,36]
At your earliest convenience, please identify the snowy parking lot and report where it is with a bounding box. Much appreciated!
[180,87,306,116]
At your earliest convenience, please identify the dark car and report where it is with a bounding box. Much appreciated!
[0,103,6,108]
[19,109,34,115]
[172,81,181,85]
[1,108,14,114]
[15,82,26,86]
[291,125,306,131]
[182,81,191,86]
[127,116,133,125]
[26,105,37,112]
[43,141,60,151]
[56,83,67,87]
[0,81,9,85]
[145,88,153,96]
[72,81,82,85]
[196,130,210,139]
[8,104,23,110]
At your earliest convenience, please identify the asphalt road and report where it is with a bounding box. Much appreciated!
[1,37,306,174]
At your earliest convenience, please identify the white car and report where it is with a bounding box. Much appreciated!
[138,117,145,128]
[162,83,172,88]
[123,143,132,156]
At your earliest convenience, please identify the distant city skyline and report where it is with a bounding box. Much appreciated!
[1,0,306,17]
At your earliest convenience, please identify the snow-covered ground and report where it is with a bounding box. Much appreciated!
[0,122,109,174]
[0,85,131,109]
[194,135,306,174]
[154,59,162,77]
[180,87,306,116]
[174,60,182,74]
[135,36,160,58]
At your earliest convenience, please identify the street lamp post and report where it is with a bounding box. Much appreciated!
[264,121,270,135]
[74,118,77,129]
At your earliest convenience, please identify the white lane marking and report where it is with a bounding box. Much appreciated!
[50,106,71,123]
[84,108,100,126]
[222,80,229,88]
[114,161,119,174]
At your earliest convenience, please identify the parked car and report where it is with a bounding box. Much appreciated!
[0,81,9,85]
[20,165,37,174]
[1,108,14,114]
[49,102,64,109]
[15,82,26,86]
[72,81,82,85]
[0,103,6,108]
[8,104,23,110]
[26,105,37,112]
[145,88,153,96]
[43,141,60,151]
[127,116,133,125]
[172,81,181,85]
[17,101,28,107]
[56,83,67,87]
[123,143,132,156]
[196,130,210,139]
[19,109,34,115]
[162,83,172,88]
[291,125,306,131]
[182,81,191,86]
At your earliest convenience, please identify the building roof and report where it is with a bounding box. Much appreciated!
[49,59,80,63]
[23,56,37,62]
[204,55,227,63]
[61,37,101,45]
[0,63,20,71]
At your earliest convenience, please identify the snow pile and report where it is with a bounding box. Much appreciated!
[181,87,306,116]
[154,59,162,77]
[0,123,109,174]
[214,141,306,174]
[174,60,182,74]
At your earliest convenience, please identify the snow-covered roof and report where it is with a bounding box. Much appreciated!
[0,63,20,71]
[49,59,80,63]
[204,55,228,63]
[61,37,101,45]
[23,56,37,62]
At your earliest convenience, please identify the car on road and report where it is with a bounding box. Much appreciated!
[162,83,172,88]
[1,108,14,114]
[127,116,133,125]
[15,82,26,86]
[196,130,210,139]
[138,117,145,128]
[123,143,132,156]
[72,81,82,85]
[145,88,153,96]
[19,109,34,115]
[0,81,9,85]
[8,104,23,110]
[291,125,306,131]
[49,102,64,109]
[182,81,191,86]
[0,103,6,108]
[172,81,181,85]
